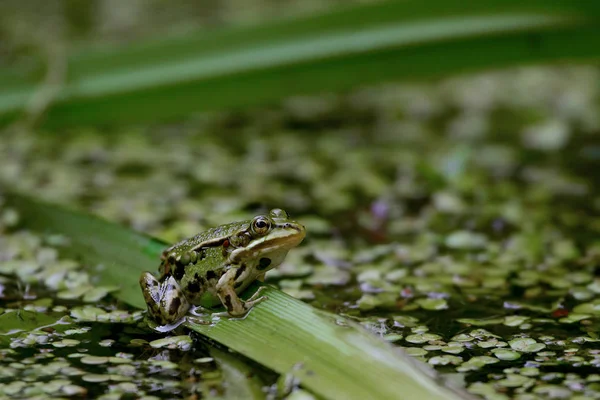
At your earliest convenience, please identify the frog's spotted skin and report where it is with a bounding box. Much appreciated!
[139,209,305,331]
[139,273,189,329]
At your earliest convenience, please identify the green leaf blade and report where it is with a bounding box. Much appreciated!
[0,0,599,127]
[191,288,463,400]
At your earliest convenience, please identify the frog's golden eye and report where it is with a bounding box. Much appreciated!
[251,216,271,236]
[269,208,288,220]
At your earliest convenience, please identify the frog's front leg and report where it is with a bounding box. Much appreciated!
[139,272,191,326]
[215,267,268,317]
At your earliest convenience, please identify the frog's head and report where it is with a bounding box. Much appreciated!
[228,208,305,272]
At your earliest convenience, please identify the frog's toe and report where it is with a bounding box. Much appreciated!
[223,296,269,318]
[189,305,211,317]
[246,286,268,302]
[243,295,268,311]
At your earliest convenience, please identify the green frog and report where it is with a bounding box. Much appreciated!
[139,208,305,331]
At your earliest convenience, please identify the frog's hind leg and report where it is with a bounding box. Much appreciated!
[159,276,191,324]
[139,273,191,326]
[214,267,268,317]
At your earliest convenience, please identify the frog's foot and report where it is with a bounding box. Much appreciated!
[246,285,269,303]
[188,305,211,317]
[186,306,214,325]
[214,285,269,318]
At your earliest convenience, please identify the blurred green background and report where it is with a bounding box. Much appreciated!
[1,1,600,399]
[1,0,599,127]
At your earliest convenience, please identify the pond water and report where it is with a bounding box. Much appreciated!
[1,66,600,399]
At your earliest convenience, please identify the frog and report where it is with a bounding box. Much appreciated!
[139,208,305,331]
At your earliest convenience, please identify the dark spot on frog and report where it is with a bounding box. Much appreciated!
[169,297,182,316]
[234,281,244,289]
[224,294,233,312]
[257,258,271,271]
[173,263,185,281]
[194,273,207,288]
[234,264,247,280]
[187,280,201,293]
[206,270,217,281]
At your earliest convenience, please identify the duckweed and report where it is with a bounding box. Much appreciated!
[1,63,600,398]
[509,338,546,353]
[149,335,193,351]
[492,349,521,361]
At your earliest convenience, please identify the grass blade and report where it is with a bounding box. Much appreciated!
[4,191,475,400]
[0,0,598,127]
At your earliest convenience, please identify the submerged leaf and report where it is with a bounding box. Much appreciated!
[0,310,63,335]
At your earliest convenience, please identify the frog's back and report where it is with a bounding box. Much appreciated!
[160,220,251,266]
[158,219,249,280]
[172,220,250,253]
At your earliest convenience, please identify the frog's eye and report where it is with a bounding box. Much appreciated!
[269,208,288,220]
[251,216,271,236]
